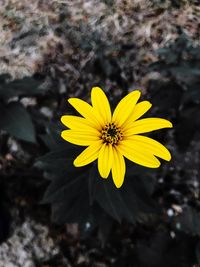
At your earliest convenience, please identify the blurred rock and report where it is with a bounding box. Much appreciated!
[0,218,60,267]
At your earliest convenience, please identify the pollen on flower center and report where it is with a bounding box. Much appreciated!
[101,122,123,145]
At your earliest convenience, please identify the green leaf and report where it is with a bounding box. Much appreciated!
[34,146,81,176]
[39,122,66,150]
[0,102,36,143]
[175,105,200,150]
[94,165,158,223]
[0,76,47,101]
[43,172,87,204]
[51,186,91,224]
[195,241,200,264]
[175,207,200,236]
[38,148,92,224]
[135,230,196,267]
[182,84,200,104]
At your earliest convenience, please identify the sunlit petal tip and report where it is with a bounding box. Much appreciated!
[146,159,161,168]
[146,102,152,110]
[60,115,66,124]
[60,115,76,127]
[73,157,88,167]
[68,97,91,109]
[111,148,126,188]
[134,89,141,94]
[61,130,74,143]
[113,177,124,188]
[73,158,81,167]
[67,97,75,105]
[164,120,173,127]
[91,86,103,93]
[155,161,161,168]
[128,90,141,100]
[165,150,172,161]
[73,141,102,167]
[101,173,109,179]
[61,130,70,141]
[134,90,141,97]
[142,101,153,112]
[61,131,65,139]
[162,120,173,129]
[68,98,79,109]
[141,101,152,108]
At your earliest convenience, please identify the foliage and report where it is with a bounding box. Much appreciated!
[35,121,160,226]
[0,74,47,143]
[1,30,200,266]
[147,33,200,266]
[149,32,200,150]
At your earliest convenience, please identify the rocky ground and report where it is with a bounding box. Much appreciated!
[0,1,200,266]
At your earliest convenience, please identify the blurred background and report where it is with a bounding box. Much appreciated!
[0,1,200,266]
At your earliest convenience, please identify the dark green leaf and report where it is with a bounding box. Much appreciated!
[175,105,200,150]
[94,164,158,223]
[34,146,82,176]
[51,186,91,224]
[0,102,36,143]
[174,207,200,236]
[136,230,196,267]
[0,76,47,101]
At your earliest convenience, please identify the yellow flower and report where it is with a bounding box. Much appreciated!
[61,87,172,188]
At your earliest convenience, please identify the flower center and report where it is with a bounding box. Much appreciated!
[101,123,123,145]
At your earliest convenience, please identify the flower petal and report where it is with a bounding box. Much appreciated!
[98,143,113,178]
[61,115,99,134]
[112,90,141,126]
[126,135,171,161]
[61,130,100,146]
[123,118,173,136]
[122,101,152,127]
[111,147,126,188]
[117,140,161,168]
[91,87,111,125]
[74,140,103,167]
[68,98,102,129]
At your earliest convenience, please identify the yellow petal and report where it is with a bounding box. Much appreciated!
[91,87,111,125]
[68,98,102,130]
[111,147,126,188]
[98,143,113,178]
[61,115,99,134]
[124,118,173,136]
[112,90,141,126]
[74,140,103,167]
[126,135,171,161]
[117,140,161,168]
[61,130,100,146]
[122,101,152,127]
